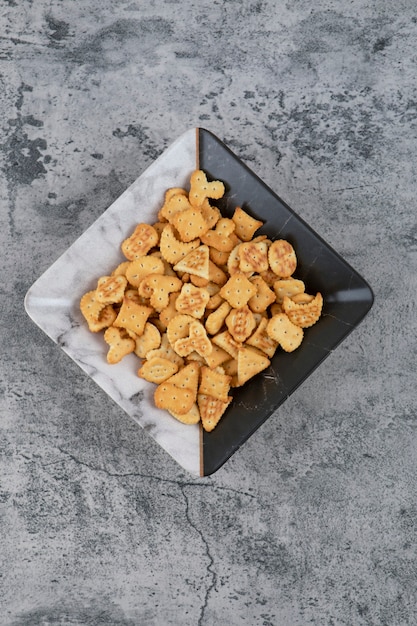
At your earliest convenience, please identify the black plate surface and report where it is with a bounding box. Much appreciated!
[198,128,374,476]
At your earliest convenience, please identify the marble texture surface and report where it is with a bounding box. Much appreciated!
[1,1,417,625]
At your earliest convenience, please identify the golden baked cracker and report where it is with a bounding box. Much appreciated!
[205,284,224,310]
[225,305,256,343]
[80,290,106,325]
[159,192,193,223]
[238,241,269,273]
[291,292,315,304]
[124,288,149,306]
[199,366,231,403]
[268,239,297,277]
[227,243,243,276]
[209,246,230,267]
[190,274,209,287]
[159,292,181,328]
[282,292,323,328]
[246,317,278,358]
[146,333,184,367]
[125,256,165,287]
[211,330,241,359]
[159,224,200,265]
[175,283,210,318]
[96,275,127,305]
[259,268,280,286]
[134,322,161,358]
[166,313,195,347]
[113,298,153,336]
[204,343,230,369]
[154,382,195,415]
[222,358,238,378]
[111,261,131,277]
[151,220,168,236]
[237,346,270,386]
[208,260,228,286]
[174,321,213,358]
[138,274,182,312]
[232,206,263,241]
[270,302,283,316]
[273,278,305,303]
[189,169,225,207]
[166,362,200,396]
[199,198,221,229]
[121,223,159,260]
[219,272,257,308]
[205,301,231,335]
[168,402,200,425]
[157,187,188,221]
[198,394,232,432]
[173,245,210,280]
[201,218,236,252]
[138,357,179,384]
[81,298,117,333]
[266,313,304,352]
[103,326,136,364]
[248,276,276,313]
[172,207,210,242]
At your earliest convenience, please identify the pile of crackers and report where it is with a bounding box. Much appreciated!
[80,170,323,432]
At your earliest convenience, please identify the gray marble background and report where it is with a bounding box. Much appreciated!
[1,1,416,624]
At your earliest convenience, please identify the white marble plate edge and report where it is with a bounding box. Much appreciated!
[24,128,202,477]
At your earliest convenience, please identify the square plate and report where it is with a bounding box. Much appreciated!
[25,128,374,476]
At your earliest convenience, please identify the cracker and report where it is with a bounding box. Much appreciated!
[166,313,195,347]
[199,199,221,229]
[111,261,131,277]
[96,275,127,305]
[159,224,200,264]
[173,245,210,280]
[232,206,263,241]
[175,283,210,318]
[125,256,165,287]
[189,169,225,207]
[146,333,184,367]
[282,292,323,328]
[199,366,231,403]
[273,278,305,303]
[245,317,278,358]
[198,394,232,432]
[138,274,182,312]
[205,301,231,335]
[266,313,304,352]
[121,223,159,260]
[211,330,241,359]
[159,292,181,327]
[248,276,276,313]
[201,218,236,252]
[166,362,200,396]
[103,326,136,364]
[174,321,213,358]
[159,192,192,223]
[238,241,269,273]
[154,382,195,415]
[113,298,153,336]
[138,357,179,384]
[219,272,257,308]
[80,290,106,327]
[237,346,270,386]
[204,343,230,369]
[268,239,297,277]
[172,207,210,242]
[168,402,200,425]
[134,322,161,359]
[225,305,256,343]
